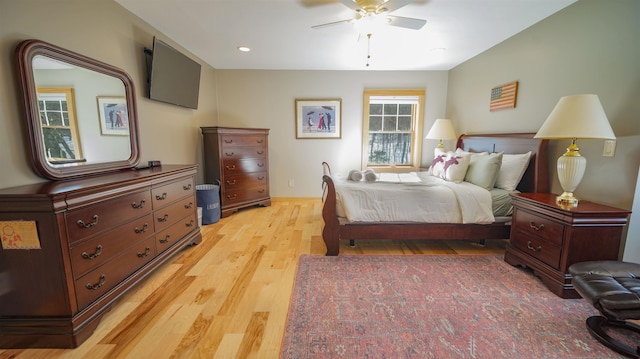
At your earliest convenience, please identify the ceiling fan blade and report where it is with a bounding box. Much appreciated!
[339,0,362,11]
[299,0,340,7]
[386,15,426,30]
[312,18,355,29]
[377,0,413,13]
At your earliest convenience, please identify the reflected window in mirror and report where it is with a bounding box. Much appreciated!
[37,87,85,164]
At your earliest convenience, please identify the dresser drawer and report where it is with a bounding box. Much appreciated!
[223,185,269,205]
[511,232,562,269]
[223,171,267,189]
[69,213,154,279]
[156,214,197,253]
[152,177,195,209]
[222,159,267,176]
[513,210,564,246]
[220,135,266,148]
[66,190,152,243]
[153,195,196,232]
[219,145,266,161]
[74,236,156,310]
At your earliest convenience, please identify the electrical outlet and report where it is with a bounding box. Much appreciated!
[603,140,616,157]
[288,179,294,187]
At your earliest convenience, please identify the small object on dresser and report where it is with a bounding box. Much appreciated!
[148,160,162,167]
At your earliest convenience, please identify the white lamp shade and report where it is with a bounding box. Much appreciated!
[426,119,457,140]
[534,94,615,140]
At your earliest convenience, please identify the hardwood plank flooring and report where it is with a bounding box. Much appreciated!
[0,198,507,359]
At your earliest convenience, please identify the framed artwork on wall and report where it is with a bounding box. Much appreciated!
[295,98,342,139]
[97,96,129,135]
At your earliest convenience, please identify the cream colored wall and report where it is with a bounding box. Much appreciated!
[446,0,640,258]
[213,70,449,197]
[0,0,217,188]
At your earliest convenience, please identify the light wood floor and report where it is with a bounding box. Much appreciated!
[0,198,507,359]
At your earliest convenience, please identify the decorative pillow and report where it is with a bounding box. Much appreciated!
[429,151,470,183]
[464,152,503,190]
[495,151,532,191]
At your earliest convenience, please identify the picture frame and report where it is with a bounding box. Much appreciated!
[97,96,129,135]
[295,98,342,139]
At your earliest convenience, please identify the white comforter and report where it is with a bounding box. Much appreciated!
[334,172,495,224]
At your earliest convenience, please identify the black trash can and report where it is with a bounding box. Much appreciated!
[196,184,221,225]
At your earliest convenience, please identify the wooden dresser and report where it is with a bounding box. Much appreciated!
[201,127,271,217]
[505,193,630,298]
[0,165,201,348]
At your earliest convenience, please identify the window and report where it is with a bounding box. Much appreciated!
[37,87,83,162]
[362,89,425,170]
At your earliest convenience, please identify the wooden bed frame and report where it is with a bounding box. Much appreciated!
[321,133,549,255]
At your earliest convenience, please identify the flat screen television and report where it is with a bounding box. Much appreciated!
[146,37,201,109]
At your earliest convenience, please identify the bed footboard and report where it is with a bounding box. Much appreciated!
[321,170,340,256]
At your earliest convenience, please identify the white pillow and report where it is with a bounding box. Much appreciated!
[429,151,470,183]
[495,151,532,191]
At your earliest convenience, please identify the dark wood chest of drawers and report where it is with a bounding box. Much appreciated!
[0,165,201,348]
[504,193,630,298]
[201,127,271,217]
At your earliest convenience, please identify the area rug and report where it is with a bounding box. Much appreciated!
[280,254,630,359]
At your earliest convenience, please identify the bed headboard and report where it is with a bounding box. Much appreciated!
[456,133,549,193]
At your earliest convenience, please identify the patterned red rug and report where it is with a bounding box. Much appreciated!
[280,254,629,359]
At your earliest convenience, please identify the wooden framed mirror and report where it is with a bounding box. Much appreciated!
[16,39,140,180]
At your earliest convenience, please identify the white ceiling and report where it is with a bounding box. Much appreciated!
[115,0,576,71]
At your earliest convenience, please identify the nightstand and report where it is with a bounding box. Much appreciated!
[504,193,631,299]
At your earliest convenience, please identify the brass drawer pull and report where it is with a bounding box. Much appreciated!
[77,215,99,228]
[224,139,233,144]
[225,165,236,170]
[156,192,167,201]
[183,184,192,191]
[131,199,146,209]
[158,214,169,222]
[257,162,264,167]
[258,189,265,193]
[137,247,151,258]
[160,235,171,244]
[227,194,237,200]
[257,150,264,155]
[257,176,265,180]
[186,219,195,227]
[81,245,103,260]
[184,202,194,209]
[527,241,542,252]
[134,223,149,234]
[225,152,234,156]
[529,220,544,231]
[226,179,237,185]
[86,274,106,290]
[256,139,264,143]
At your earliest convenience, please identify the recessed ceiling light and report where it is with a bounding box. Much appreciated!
[238,46,251,52]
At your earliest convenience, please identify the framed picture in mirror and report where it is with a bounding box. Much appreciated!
[97,96,129,136]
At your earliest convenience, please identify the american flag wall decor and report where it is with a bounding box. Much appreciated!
[489,81,518,111]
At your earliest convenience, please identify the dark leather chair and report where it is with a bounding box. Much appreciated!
[569,260,640,358]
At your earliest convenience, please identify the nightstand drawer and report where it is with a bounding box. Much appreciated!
[511,232,561,269]
[513,210,564,246]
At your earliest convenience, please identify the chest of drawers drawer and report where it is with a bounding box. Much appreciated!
[220,145,266,161]
[220,134,266,148]
[512,210,564,246]
[74,236,156,310]
[223,171,267,189]
[69,213,154,279]
[223,185,269,205]
[66,190,151,244]
[222,158,267,176]
[152,177,195,209]
[156,213,197,252]
[153,195,196,232]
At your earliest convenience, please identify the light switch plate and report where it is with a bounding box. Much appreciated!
[603,140,616,157]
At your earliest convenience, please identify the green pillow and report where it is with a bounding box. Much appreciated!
[464,152,503,190]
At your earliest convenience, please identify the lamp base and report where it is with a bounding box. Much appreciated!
[556,192,579,206]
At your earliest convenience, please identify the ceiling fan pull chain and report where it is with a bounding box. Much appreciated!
[366,33,372,67]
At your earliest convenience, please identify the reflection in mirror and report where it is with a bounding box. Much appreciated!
[16,39,140,180]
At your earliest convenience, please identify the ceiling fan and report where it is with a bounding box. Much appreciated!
[312,0,426,31]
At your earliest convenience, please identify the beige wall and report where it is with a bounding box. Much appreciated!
[446,0,639,259]
[214,70,449,197]
[0,0,218,188]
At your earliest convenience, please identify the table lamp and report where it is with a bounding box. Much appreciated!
[426,119,457,150]
[534,94,615,205]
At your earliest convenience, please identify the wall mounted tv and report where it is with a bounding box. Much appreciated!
[145,37,201,109]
